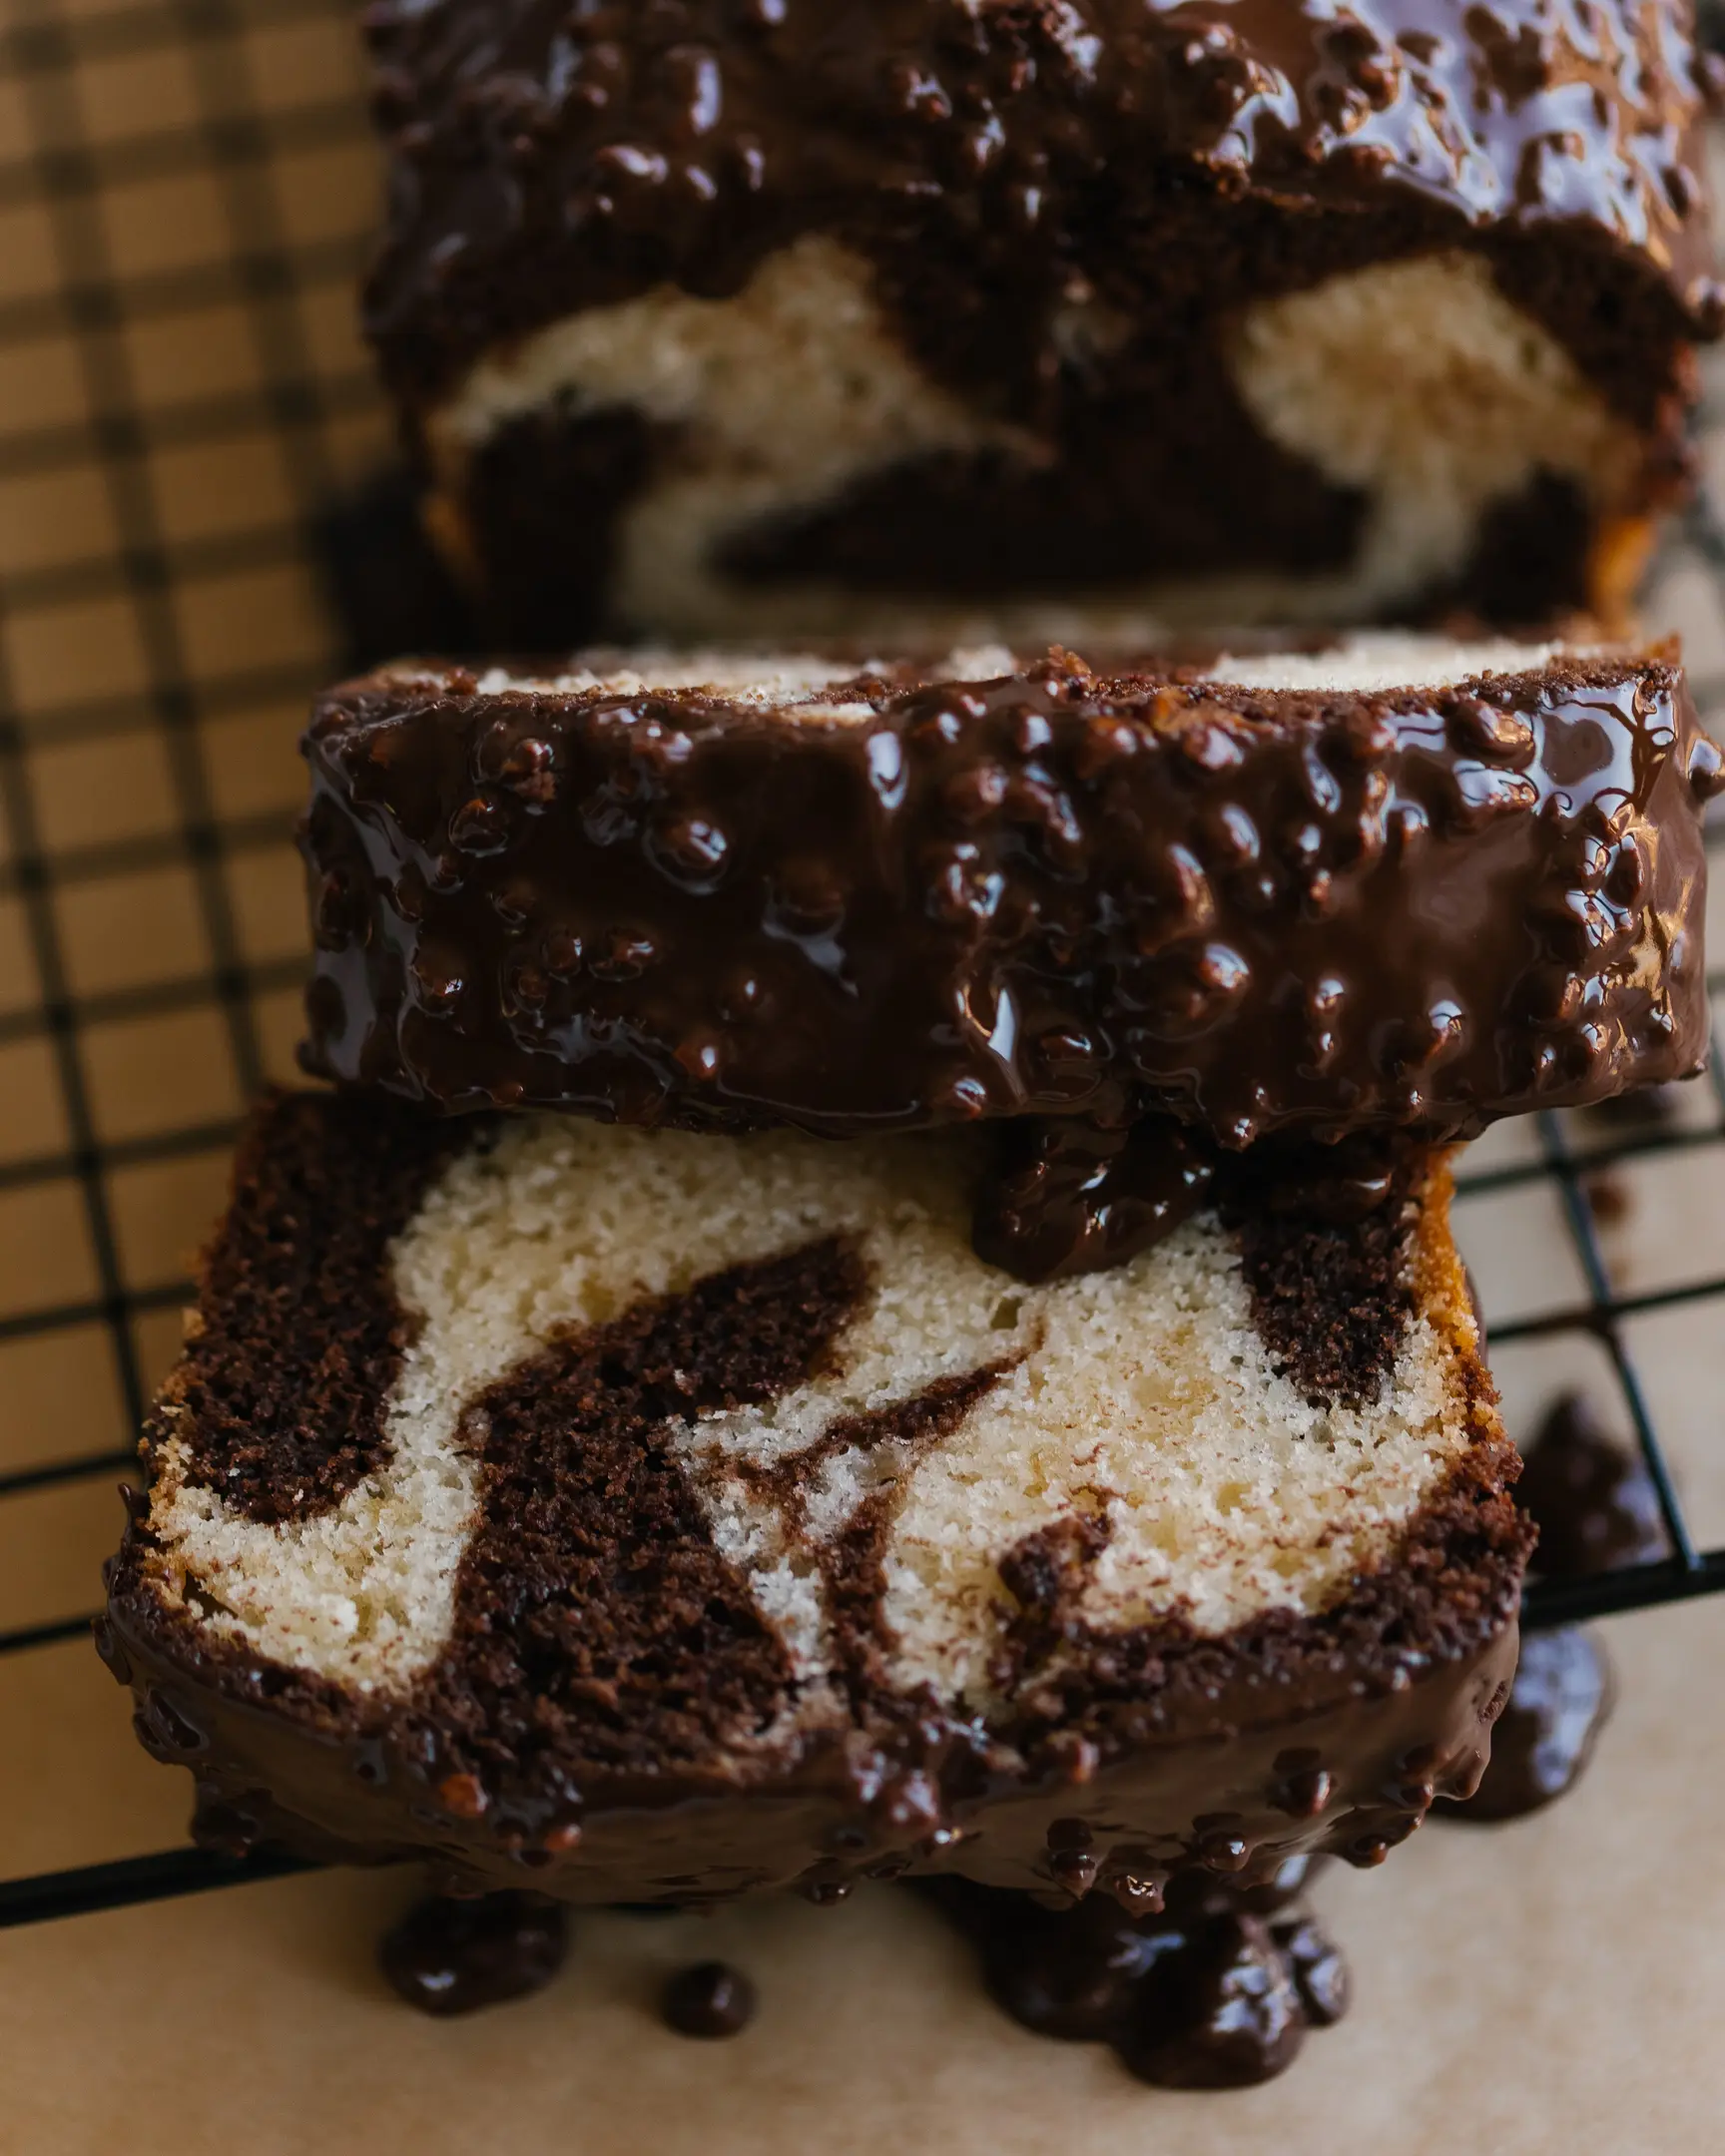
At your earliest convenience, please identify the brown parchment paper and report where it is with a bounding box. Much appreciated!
[1,5,1723,2151]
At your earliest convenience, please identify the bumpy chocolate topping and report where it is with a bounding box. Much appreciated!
[925,1856,1346,2090]
[104,1092,1529,1908]
[361,0,1718,413]
[300,649,1722,1154]
[379,1890,569,2015]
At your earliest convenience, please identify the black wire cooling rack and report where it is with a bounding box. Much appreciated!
[2,0,1725,1937]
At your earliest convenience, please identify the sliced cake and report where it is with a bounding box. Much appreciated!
[358,1,1719,644]
[300,632,1722,1147]
[102,1090,1529,1905]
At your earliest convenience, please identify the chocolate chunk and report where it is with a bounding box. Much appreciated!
[661,1961,758,2039]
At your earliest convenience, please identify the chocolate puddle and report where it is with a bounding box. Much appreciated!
[379,1891,568,2015]
[922,1856,1346,2090]
[1442,1390,1667,1824]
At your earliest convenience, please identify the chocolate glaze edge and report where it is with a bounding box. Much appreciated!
[299,653,1722,1153]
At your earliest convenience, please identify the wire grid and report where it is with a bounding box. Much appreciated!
[0,0,1723,1932]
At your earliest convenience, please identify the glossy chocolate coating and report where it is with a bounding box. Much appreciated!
[362,0,1718,415]
[300,650,1721,1150]
[104,1579,1520,1908]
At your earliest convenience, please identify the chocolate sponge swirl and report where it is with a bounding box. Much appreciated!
[299,636,1722,1148]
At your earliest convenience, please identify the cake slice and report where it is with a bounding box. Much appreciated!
[102,1090,1528,1906]
[358,0,1718,645]
[300,632,1722,1148]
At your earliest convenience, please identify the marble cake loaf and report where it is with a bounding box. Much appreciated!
[300,633,1723,1152]
[101,1090,1528,1905]
[358,0,1720,646]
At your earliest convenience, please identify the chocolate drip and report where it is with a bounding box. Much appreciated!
[1443,1390,1664,1823]
[1450,1628,1614,1822]
[924,1857,1346,2091]
[661,1960,758,2039]
[379,1891,567,2015]
[971,1114,1215,1283]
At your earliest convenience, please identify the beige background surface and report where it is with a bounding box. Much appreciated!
[2,3,1724,2150]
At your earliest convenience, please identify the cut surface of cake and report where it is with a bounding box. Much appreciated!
[300,631,1722,1145]
[358,0,1719,644]
[103,1091,1528,1905]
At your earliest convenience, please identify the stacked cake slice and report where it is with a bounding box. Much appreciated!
[99,0,1724,2092]
[103,636,1716,1944]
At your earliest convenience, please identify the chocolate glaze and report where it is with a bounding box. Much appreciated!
[362,1,1717,415]
[102,1091,1529,1908]
[379,1890,568,2015]
[300,649,1721,1160]
[924,1856,1345,2090]
[973,1113,1216,1283]
[1442,1389,1664,1822]
[661,1960,758,2039]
